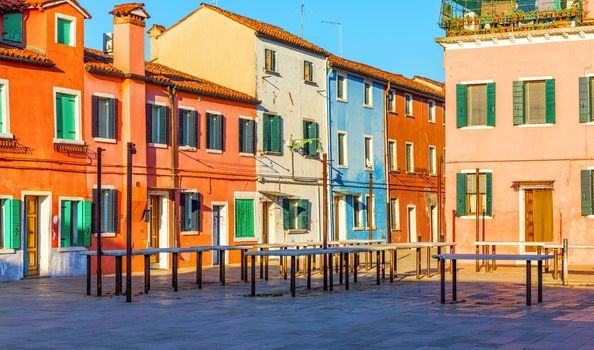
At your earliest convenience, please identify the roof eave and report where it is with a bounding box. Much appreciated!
[0,54,54,67]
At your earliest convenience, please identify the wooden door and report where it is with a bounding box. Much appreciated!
[525,189,553,251]
[25,197,39,276]
[262,202,269,244]
[149,196,160,264]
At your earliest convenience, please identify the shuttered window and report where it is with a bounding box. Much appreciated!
[235,199,255,238]
[93,189,118,234]
[457,83,495,127]
[263,114,281,153]
[581,170,594,216]
[206,113,223,151]
[57,17,73,45]
[265,49,277,72]
[239,118,255,154]
[579,77,593,123]
[0,83,7,134]
[388,90,396,112]
[1,199,21,249]
[304,61,314,82]
[353,195,364,228]
[513,79,555,125]
[179,109,198,148]
[3,13,22,43]
[405,94,413,116]
[55,93,77,140]
[147,104,170,145]
[283,198,309,231]
[92,96,117,140]
[60,200,92,247]
[303,120,319,156]
[388,140,397,172]
[456,172,492,217]
[405,142,414,173]
[180,192,200,232]
[390,198,400,231]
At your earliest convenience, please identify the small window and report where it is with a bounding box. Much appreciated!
[3,13,22,44]
[0,81,10,136]
[235,199,255,238]
[147,104,169,145]
[239,118,255,154]
[364,136,373,170]
[405,142,414,173]
[428,100,436,123]
[428,145,436,175]
[337,132,347,167]
[365,195,376,228]
[93,188,118,234]
[353,195,364,228]
[304,60,314,82]
[206,113,224,151]
[467,84,487,126]
[60,199,92,247]
[525,80,547,124]
[55,91,80,141]
[263,114,282,154]
[388,140,397,172]
[430,205,438,242]
[405,94,413,116]
[388,90,396,113]
[390,198,400,231]
[465,173,488,216]
[364,82,373,107]
[303,120,319,156]
[181,192,201,232]
[0,199,21,249]
[92,95,117,140]
[337,74,347,100]
[56,15,75,46]
[179,109,198,149]
[283,198,309,231]
[265,48,277,73]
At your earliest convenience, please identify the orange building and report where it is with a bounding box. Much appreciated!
[0,1,258,281]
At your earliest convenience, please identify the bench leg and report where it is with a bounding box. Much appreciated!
[492,246,497,270]
[426,247,431,278]
[526,260,532,306]
[345,253,350,290]
[173,252,178,292]
[329,254,334,292]
[436,247,442,274]
[115,256,122,296]
[220,251,226,286]
[376,251,381,286]
[390,250,394,283]
[197,252,203,289]
[538,260,543,303]
[291,256,296,297]
[86,255,91,296]
[265,256,269,281]
[382,250,386,280]
[323,255,328,291]
[354,253,359,284]
[440,258,445,304]
[251,255,256,296]
[339,252,343,285]
[416,248,421,279]
[144,254,150,294]
[260,249,264,279]
[307,254,312,290]
[452,259,457,302]
[240,250,245,281]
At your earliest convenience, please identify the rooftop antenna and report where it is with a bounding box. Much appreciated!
[321,20,342,56]
[213,0,218,6]
[301,1,305,38]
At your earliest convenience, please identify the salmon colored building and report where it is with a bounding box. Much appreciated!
[0,1,259,281]
[439,0,594,264]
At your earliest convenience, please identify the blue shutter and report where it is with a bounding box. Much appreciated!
[545,79,556,124]
[3,13,22,43]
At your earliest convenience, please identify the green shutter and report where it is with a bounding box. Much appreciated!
[246,120,255,154]
[579,77,592,123]
[271,115,281,153]
[57,18,72,45]
[513,81,525,125]
[297,199,309,230]
[77,201,92,247]
[191,193,200,231]
[456,173,467,217]
[282,198,292,230]
[56,93,76,140]
[486,83,496,126]
[56,94,64,139]
[263,115,271,152]
[486,173,493,217]
[61,201,72,247]
[235,199,255,238]
[179,193,187,231]
[4,199,21,249]
[581,170,593,216]
[545,79,556,124]
[456,84,467,128]
[3,13,22,43]
[190,111,198,148]
[307,122,318,156]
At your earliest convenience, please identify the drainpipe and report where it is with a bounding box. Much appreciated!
[166,86,178,249]
[383,82,391,243]
[326,61,335,241]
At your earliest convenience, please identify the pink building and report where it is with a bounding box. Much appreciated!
[439,0,594,263]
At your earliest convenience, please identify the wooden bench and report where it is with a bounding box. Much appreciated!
[433,254,554,306]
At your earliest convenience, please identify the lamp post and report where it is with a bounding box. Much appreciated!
[96,147,105,296]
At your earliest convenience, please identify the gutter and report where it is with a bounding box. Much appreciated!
[0,55,55,67]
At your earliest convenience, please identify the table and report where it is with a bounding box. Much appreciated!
[433,253,555,306]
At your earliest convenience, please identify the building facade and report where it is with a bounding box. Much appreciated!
[439,0,594,263]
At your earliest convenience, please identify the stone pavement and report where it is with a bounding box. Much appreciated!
[2,250,594,349]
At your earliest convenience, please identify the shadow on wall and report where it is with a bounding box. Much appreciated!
[0,251,24,282]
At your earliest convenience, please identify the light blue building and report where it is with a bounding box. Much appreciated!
[326,56,388,241]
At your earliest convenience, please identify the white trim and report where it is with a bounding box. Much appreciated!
[239,115,255,120]
[55,13,77,47]
[57,247,86,253]
[337,131,348,168]
[585,73,594,78]
[388,139,397,172]
[206,149,223,154]
[239,152,255,157]
[211,202,229,260]
[428,99,436,123]
[148,100,167,107]
[364,135,374,170]
[0,79,10,135]
[92,184,115,190]
[405,142,415,173]
[460,169,493,173]
[587,166,594,170]
[53,138,85,146]
[148,143,168,149]
[178,105,196,111]
[517,123,554,128]
[0,249,15,255]
[387,89,396,113]
[336,73,348,102]
[405,93,413,117]
[206,110,222,115]
[0,133,14,140]
[53,87,82,142]
[428,145,437,176]
[407,205,417,243]
[92,92,115,99]
[460,79,494,85]
[519,76,554,82]
[179,146,197,152]
[460,126,495,130]
[363,80,373,108]
[94,138,117,144]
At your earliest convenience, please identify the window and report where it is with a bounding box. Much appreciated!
[456,83,495,127]
[180,192,200,232]
[303,60,314,82]
[430,205,438,242]
[93,189,118,235]
[0,199,20,249]
[388,90,396,113]
[92,95,117,140]
[60,199,92,247]
[55,90,80,142]
[303,120,319,156]
[178,109,198,149]
[581,170,594,215]
[364,136,373,170]
[365,195,376,228]
[283,198,309,231]
[364,82,373,107]
[390,198,400,231]
[388,140,397,172]
[580,77,594,123]
[146,104,169,145]
[235,199,255,238]
[239,118,255,154]
[456,172,492,217]
[263,113,282,153]
[428,145,436,175]
[56,15,75,46]
[337,132,347,167]
[264,48,277,72]
[3,13,22,43]
[405,142,414,173]
[428,100,436,123]
[407,206,417,242]
[513,79,555,125]
[405,94,413,116]
[337,74,347,100]
[206,112,224,151]
[353,195,364,229]
[0,80,10,137]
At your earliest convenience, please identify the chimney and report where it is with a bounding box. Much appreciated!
[109,3,150,75]
[147,24,165,61]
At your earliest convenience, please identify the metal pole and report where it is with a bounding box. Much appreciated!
[562,238,568,286]
[437,156,443,242]
[322,153,328,249]
[475,168,480,272]
[125,143,136,303]
[96,147,104,297]
[369,172,373,240]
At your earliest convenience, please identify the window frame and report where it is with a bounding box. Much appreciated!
[387,89,396,113]
[180,190,201,235]
[53,87,83,145]
[365,194,376,229]
[0,79,12,139]
[428,145,437,176]
[55,13,76,47]
[239,116,256,156]
[206,110,224,153]
[388,139,397,172]
[147,101,168,147]
[58,197,86,249]
[92,92,117,143]
[457,169,493,218]
[405,142,414,174]
[264,48,277,73]
[303,60,314,83]
[337,131,348,168]
[263,113,282,154]
[352,195,364,230]
[336,73,348,101]
[364,135,374,170]
[405,93,413,116]
[234,197,256,240]
[93,186,117,237]
[364,81,373,108]
[178,106,197,150]
[428,99,436,123]
[390,197,400,231]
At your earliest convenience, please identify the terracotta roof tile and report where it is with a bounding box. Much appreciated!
[328,55,444,98]
[84,48,258,104]
[109,3,150,18]
[0,1,91,18]
[0,43,54,66]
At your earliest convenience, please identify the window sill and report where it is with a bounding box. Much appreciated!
[304,80,318,86]
[336,98,348,103]
[337,165,349,169]
[57,247,87,253]
[364,104,374,109]
[365,167,374,171]
[239,152,255,157]
[264,70,281,77]
[206,149,223,154]
[0,132,14,140]
[354,227,376,231]
[148,143,168,149]
[406,171,416,175]
[287,229,309,234]
[459,216,493,220]
[389,169,400,174]
[388,111,397,115]
[460,126,495,130]
[181,231,200,236]
[406,114,415,119]
[0,248,16,255]
[53,138,85,146]
[517,123,554,128]
[262,151,282,156]
[57,42,76,48]
[179,146,197,152]
[234,236,257,242]
[429,120,437,124]
[93,232,116,238]
[94,137,117,144]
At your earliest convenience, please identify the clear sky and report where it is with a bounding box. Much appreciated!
[80,0,446,81]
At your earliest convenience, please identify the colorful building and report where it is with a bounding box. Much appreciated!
[150,4,329,244]
[438,0,594,263]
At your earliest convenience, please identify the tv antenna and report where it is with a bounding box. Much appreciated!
[321,20,342,56]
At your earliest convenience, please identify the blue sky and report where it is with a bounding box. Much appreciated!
[80,0,446,81]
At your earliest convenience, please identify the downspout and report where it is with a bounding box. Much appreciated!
[384,81,391,243]
[166,85,178,248]
[326,61,335,241]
